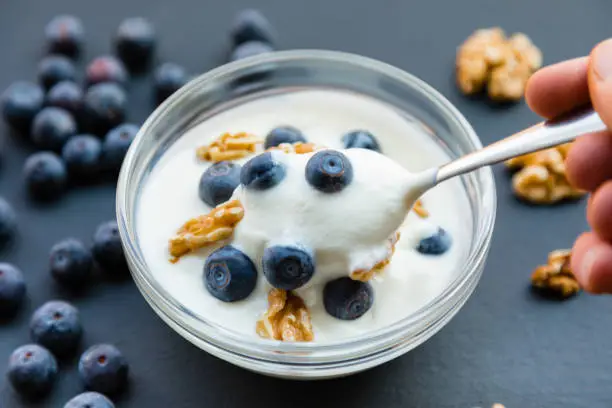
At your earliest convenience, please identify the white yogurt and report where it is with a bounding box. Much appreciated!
[137,89,473,342]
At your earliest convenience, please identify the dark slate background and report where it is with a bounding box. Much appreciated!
[0,0,611,407]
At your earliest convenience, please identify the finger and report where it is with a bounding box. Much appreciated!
[586,180,612,243]
[589,39,612,129]
[571,231,612,294]
[525,57,589,118]
[565,130,612,191]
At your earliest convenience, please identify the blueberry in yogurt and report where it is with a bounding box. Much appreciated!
[323,277,373,320]
[416,227,452,255]
[342,130,381,152]
[262,245,315,290]
[305,149,353,193]
[264,126,306,149]
[7,344,58,398]
[198,161,241,206]
[240,152,286,190]
[204,245,257,302]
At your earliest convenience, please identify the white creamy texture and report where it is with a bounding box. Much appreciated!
[137,89,473,342]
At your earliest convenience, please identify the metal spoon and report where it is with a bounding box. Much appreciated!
[406,105,607,202]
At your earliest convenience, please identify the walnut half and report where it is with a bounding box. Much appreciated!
[196,132,262,162]
[531,249,580,298]
[168,199,244,262]
[350,231,400,282]
[256,289,314,342]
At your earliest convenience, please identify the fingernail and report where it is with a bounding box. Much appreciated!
[593,39,612,81]
[578,247,598,287]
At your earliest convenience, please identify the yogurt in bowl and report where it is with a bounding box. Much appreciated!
[117,50,496,379]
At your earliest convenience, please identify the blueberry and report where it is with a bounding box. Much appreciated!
[264,126,306,149]
[101,123,138,172]
[0,197,16,246]
[115,17,156,71]
[229,40,274,62]
[416,227,452,255]
[7,344,57,397]
[79,344,129,395]
[45,15,84,57]
[49,238,93,288]
[1,81,44,131]
[38,55,76,90]
[230,9,275,46]
[64,392,115,408]
[30,300,82,356]
[0,263,26,317]
[31,107,76,151]
[240,152,286,190]
[23,152,67,201]
[262,245,315,290]
[46,81,83,118]
[342,130,381,152]
[204,245,257,302]
[92,220,126,273]
[305,150,353,193]
[154,62,188,104]
[62,134,102,179]
[199,161,241,206]
[85,56,128,87]
[83,83,127,136]
[323,277,373,320]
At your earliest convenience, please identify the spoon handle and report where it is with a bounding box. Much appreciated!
[434,105,607,184]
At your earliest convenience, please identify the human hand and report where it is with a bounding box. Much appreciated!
[526,39,612,294]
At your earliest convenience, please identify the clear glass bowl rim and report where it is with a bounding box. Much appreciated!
[116,49,497,361]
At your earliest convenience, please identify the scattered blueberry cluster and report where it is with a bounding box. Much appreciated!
[1,219,127,404]
[199,124,454,320]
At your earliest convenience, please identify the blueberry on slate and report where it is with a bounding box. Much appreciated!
[30,300,82,356]
[305,150,353,193]
[416,227,452,255]
[264,126,306,149]
[262,245,315,290]
[49,238,93,288]
[23,152,67,201]
[92,221,126,272]
[323,277,374,320]
[83,83,127,136]
[154,62,188,104]
[46,81,83,118]
[0,197,16,246]
[85,56,128,87]
[230,9,275,46]
[79,344,129,395]
[45,15,84,57]
[0,263,26,317]
[38,55,76,90]
[229,40,273,62]
[31,107,76,151]
[101,123,138,172]
[62,134,102,179]
[115,17,156,71]
[342,130,381,152]
[1,81,44,131]
[199,161,241,206]
[240,152,286,190]
[7,344,57,397]
[204,245,257,302]
[64,391,115,408]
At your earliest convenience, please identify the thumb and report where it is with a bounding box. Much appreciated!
[589,38,612,128]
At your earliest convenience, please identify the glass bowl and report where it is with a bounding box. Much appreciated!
[116,50,496,380]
